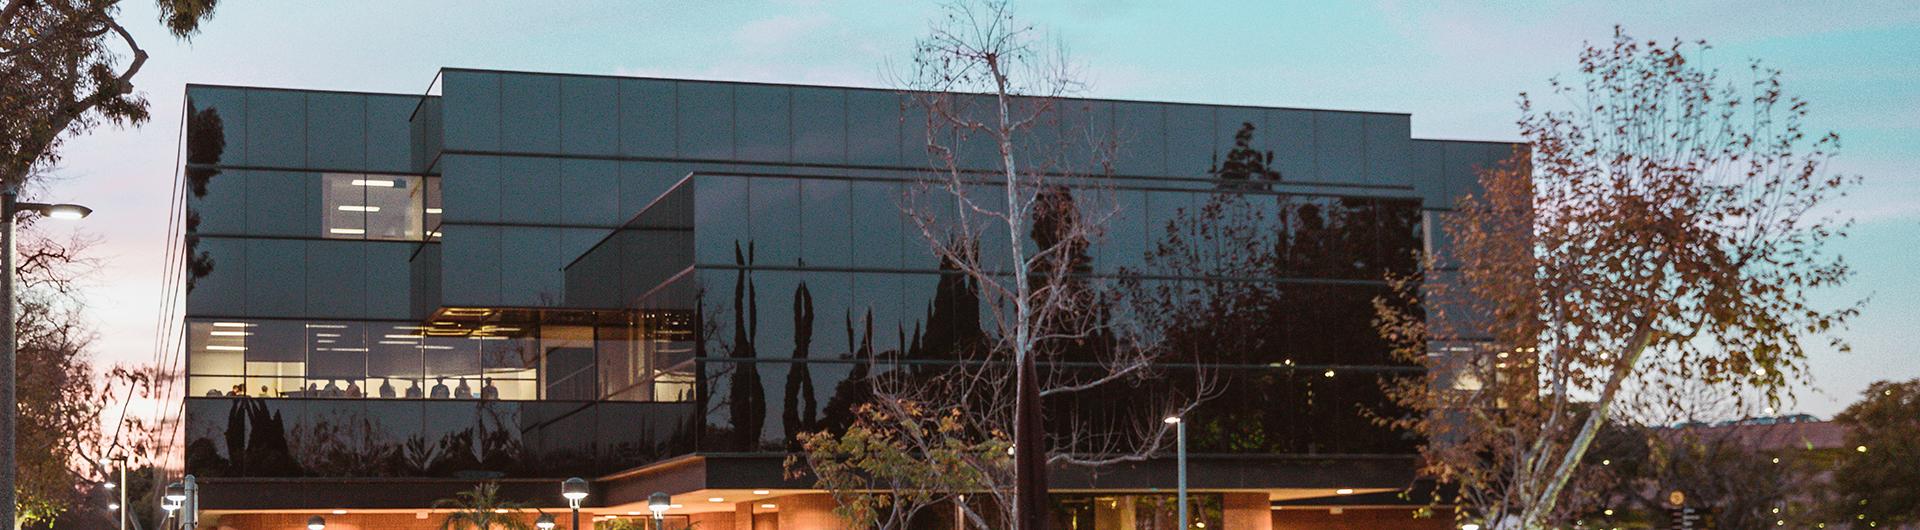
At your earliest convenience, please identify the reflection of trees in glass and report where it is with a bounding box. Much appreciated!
[1123,192,1422,454]
[182,102,224,292]
[183,398,302,477]
[781,282,819,450]
[1209,122,1281,191]
[703,242,768,450]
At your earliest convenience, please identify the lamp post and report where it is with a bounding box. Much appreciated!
[648,492,671,530]
[306,515,325,530]
[0,192,90,529]
[536,513,557,529]
[1164,415,1187,530]
[561,477,589,530]
[113,455,129,530]
[182,475,199,529]
[163,482,184,530]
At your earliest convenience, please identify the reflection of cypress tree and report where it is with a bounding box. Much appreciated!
[231,398,300,476]
[1210,122,1281,191]
[818,310,875,433]
[781,282,818,450]
[909,253,982,362]
[729,242,767,450]
[183,103,225,293]
[1029,185,1109,365]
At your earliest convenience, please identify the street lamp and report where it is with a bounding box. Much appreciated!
[0,193,89,529]
[536,513,557,530]
[1164,415,1187,530]
[306,515,325,530]
[561,477,589,530]
[648,492,672,530]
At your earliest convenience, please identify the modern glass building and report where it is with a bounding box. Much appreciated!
[176,68,1513,530]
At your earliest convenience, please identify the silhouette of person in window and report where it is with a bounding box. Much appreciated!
[345,380,363,398]
[480,378,499,400]
[404,379,423,399]
[227,384,245,397]
[260,385,272,397]
[430,377,450,399]
[454,378,474,399]
[206,388,223,397]
[379,378,397,398]
[306,382,321,397]
[322,379,341,398]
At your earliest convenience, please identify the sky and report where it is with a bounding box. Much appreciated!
[46,0,1920,420]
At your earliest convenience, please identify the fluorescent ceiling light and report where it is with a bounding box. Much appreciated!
[382,334,422,340]
[209,331,251,337]
[376,340,416,345]
[306,324,348,329]
[211,322,251,328]
[337,205,381,212]
[316,340,336,344]
[314,333,341,338]
[351,179,396,187]
[329,228,366,235]
[426,208,444,214]
[205,345,245,351]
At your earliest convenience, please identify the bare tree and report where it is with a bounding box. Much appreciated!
[794,2,1210,529]
[1375,27,1858,530]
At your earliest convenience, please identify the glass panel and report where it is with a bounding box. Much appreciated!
[749,177,801,268]
[1111,101,1165,176]
[498,156,561,226]
[305,92,366,169]
[539,325,596,400]
[320,173,369,239]
[560,75,619,156]
[619,78,677,157]
[244,238,305,317]
[187,320,245,375]
[848,180,903,270]
[440,155,500,224]
[561,159,619,226]
[800,178,852,269]
[1164,104,1213,178]
[442,70,501,152]
[734,84,791,162]
[845,90,900,166]
[247,170,316,237]
[186,86,247,167]
[304,240,366,318]
[366,94,417,173]
[365,175,425,241]
[675,81,734,160]
[187,168,246,236]
[1266,109,1316,183]
[499,226,562,306]
[245,89,307,168]
[499,73,560,153]
[791,87,846,164]
[1313,111,1365,184]
[365,242,413,319]
[694,175,750,266]
[440,225,502,306]
[185,237,245,316]
[1364,114,1412,187]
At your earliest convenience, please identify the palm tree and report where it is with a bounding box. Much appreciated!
[434,482,534,530]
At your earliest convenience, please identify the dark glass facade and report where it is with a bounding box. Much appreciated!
[180,70,1515,491]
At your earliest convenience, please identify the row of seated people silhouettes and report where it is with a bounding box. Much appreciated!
[208,377,503,399]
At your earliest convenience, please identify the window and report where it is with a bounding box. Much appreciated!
[321,173,427,240]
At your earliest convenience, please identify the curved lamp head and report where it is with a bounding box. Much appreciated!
[12,201,92,220]
[536,513,557,529]
[648,492,672,519]
[561,477,590,508]
[165,482,186,503]
[307,515,326,530]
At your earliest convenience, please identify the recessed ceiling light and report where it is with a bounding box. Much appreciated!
[351,179,396,187]
[709,497,725,503]
[752,490,771,495]
[337,205,381,212]
[628,512,641,516]
[332,510,347,515]
[1335,488,1354,495]
[329,227,367,235]
[761,504,777,509]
